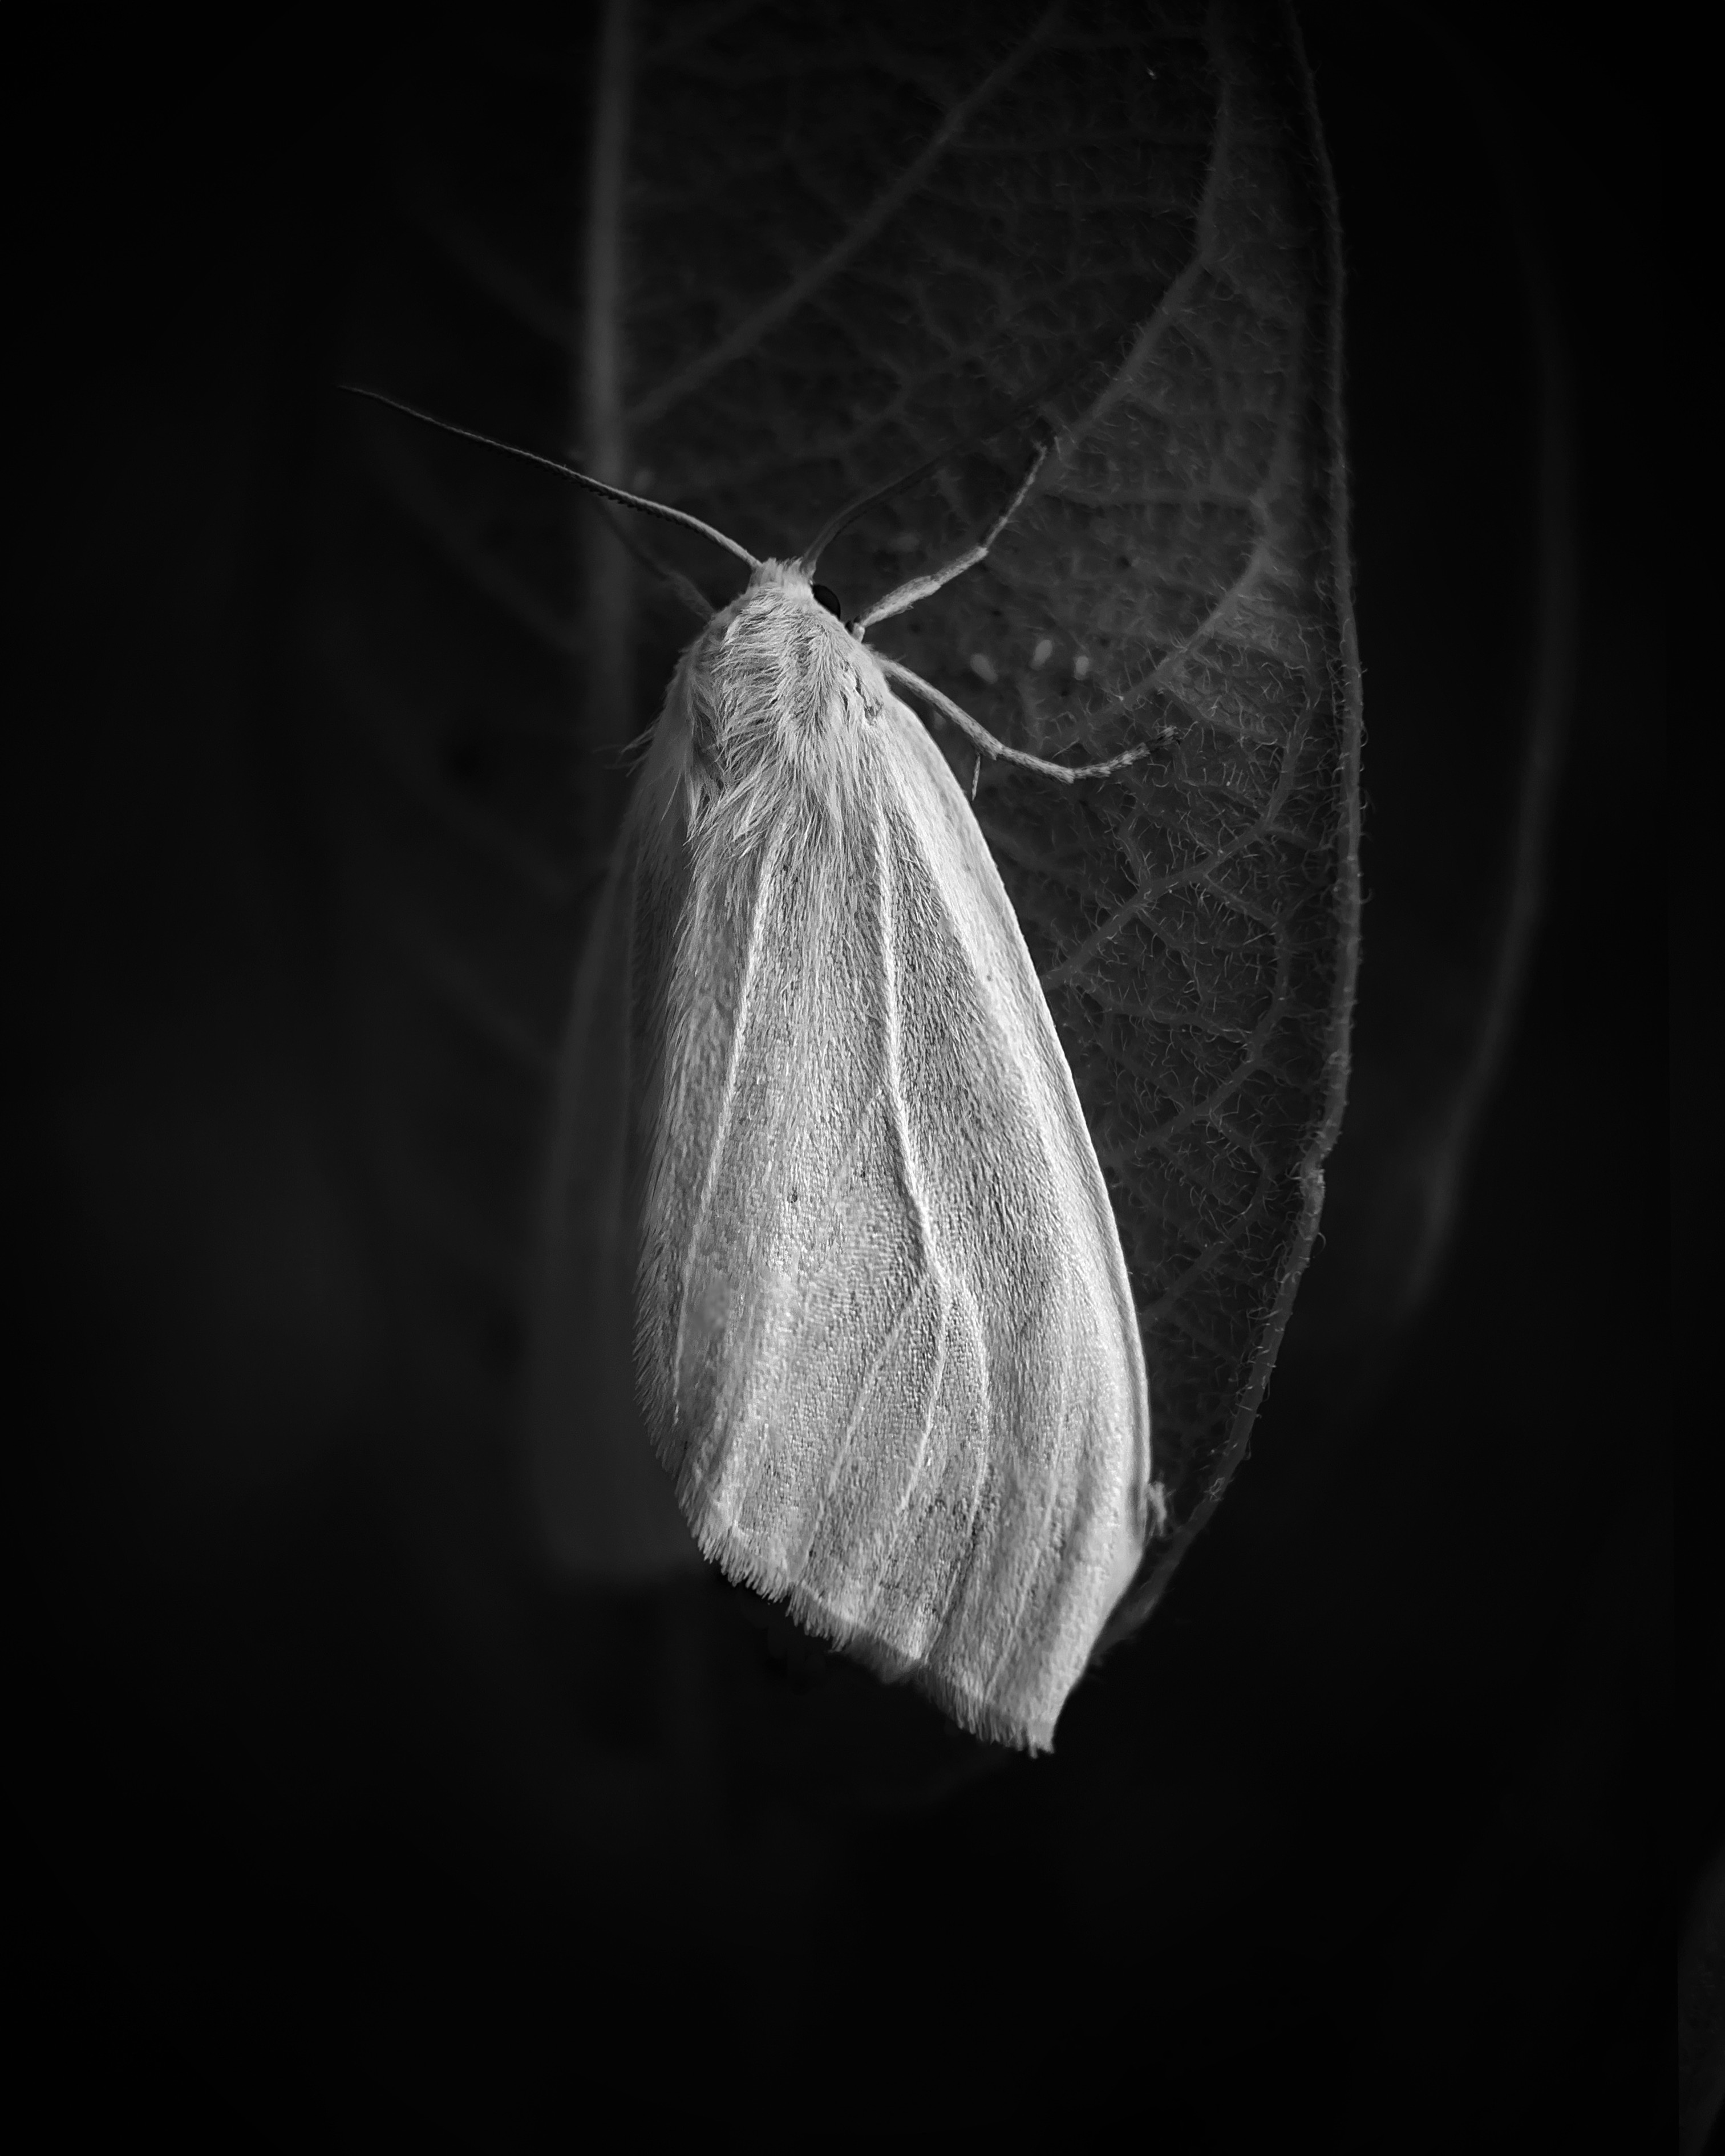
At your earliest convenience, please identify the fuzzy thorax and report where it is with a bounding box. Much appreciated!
[663,559,885,858]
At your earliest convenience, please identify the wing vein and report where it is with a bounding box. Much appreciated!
[667,835,780,1421]
[792,782,940,1582]
[876,789,935,1268]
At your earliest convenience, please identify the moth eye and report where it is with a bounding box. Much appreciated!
[812,583,842,618]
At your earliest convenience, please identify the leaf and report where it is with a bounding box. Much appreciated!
[614,0,1359,1615]
[325,0,1358,1663]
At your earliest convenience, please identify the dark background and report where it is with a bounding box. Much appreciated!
[17,3,1678,2148]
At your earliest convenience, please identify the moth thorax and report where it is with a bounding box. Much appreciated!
[695,585,870,800]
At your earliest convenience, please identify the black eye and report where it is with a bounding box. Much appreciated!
[812,583,842,617]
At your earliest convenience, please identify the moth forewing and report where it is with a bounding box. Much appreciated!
[622,562,1153,1750]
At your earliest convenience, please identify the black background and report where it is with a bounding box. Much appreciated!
[17,4,1678,2148]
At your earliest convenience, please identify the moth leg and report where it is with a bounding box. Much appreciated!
[877,654,1147,785]
[853,444,1048,633]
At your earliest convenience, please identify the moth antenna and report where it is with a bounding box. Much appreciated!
[797,377,1068,573]
[342,384,761,569]
[597,504,716,622]
[877,654,1148,785]
[800,437,982,573]
[854,443,1048,633]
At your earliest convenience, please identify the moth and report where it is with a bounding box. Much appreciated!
[351,390,1163,1750]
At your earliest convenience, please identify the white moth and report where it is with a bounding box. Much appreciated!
[343,383,1165,1751]
[513,425,1165,1754]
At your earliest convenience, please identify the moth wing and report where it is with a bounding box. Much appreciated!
[525,815,702,1579]
[637,689,1151,1749]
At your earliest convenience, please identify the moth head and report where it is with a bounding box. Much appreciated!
[702,560,873,724]
[730,557,851,627]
